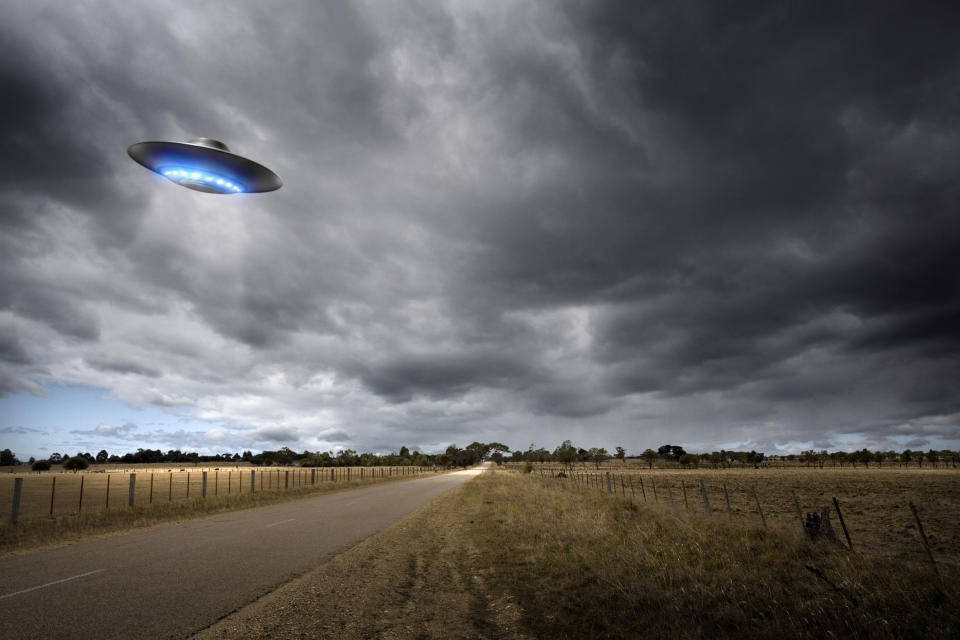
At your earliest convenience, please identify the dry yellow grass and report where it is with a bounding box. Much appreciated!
[516,464,960,565]
[0,465,430,521]
[474,470,958,638]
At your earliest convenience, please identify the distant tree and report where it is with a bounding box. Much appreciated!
[32,459,52,471]
[399,446,410,458]
[588,447,609,469]
[926,449,939,466]
[641,449,657,469]
[678,453,697,467]
[63,456,89,472]
[0,448,18,466]
[49,452,62,464]
[465,442,491,464]
[615,446,626,464]
[96,450,108,464]
[901,449,912,467]
[657,444,687,462]
[490,451,505,465]
[553,440,579,470]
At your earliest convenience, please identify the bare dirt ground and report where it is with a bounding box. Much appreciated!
[194,476,527,640]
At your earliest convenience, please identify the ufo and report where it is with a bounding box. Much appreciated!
[127,137,282,194]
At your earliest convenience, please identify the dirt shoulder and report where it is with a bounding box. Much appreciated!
[193,472,527,640]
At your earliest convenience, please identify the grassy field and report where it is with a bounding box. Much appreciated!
[196,468,959,639]
[0,464,439,556]
[509,463,960,565]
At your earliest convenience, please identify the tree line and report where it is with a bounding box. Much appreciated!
[505,442,960,469]
[3,442,957,472]
[0,442,510,471]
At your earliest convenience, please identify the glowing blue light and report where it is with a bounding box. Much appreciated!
[156,166,246,194]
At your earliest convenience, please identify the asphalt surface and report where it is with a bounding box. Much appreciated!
[1,466,487,639]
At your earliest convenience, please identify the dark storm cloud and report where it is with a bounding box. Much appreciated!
[84,357,162,378]
[1,0,958,455]
[447,1,960,417]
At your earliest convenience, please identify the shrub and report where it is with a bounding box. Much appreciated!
[63,457,90,471]
[32,459,52,471]
[522,461,533,474]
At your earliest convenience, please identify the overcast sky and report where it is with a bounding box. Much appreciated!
[1,1,958,459]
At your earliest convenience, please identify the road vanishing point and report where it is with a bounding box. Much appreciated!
[1,466,488,639]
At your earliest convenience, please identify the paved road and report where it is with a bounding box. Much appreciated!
[1,466,487,639]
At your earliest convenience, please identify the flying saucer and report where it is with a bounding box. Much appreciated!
[127,137,282,194]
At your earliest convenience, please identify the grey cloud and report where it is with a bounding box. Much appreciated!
[253,427,300,443]
[85,357,162,378]
[0,426,46,434]
[1,0,958,456]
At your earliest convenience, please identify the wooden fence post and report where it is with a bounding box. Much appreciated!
[201,471,208,498]
[128,473,136,507]
[49,476,57,516]
[723,483,732,518]
[11,477,23,523]
[666,481,675,506]
[699,479,712,515]
[681,481,688,509]
[285,471,290,488]
[311,468,316,485]
[752,486,766,528]
[251,470,256,493]
[605,472,612,493]
[106,474,111,509]
[832,497,853,550]
[792,490,804,530]
[908,502,939,576]
[78,476,85,513]
[638,477,646,503]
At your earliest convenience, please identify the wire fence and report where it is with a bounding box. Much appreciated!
[510,463,960,572]
[2,465,436,523]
